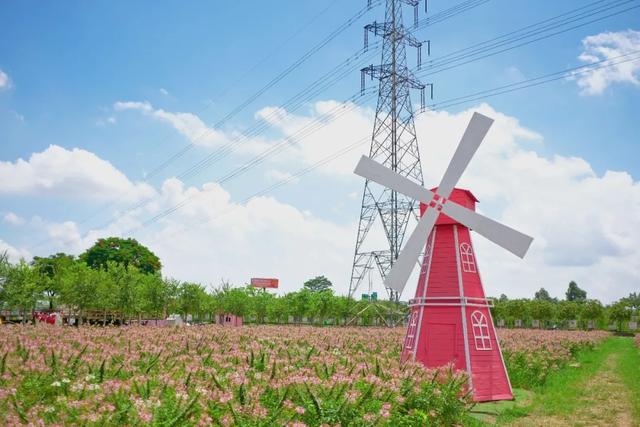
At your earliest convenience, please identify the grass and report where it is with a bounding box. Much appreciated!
[616,336,640,421]
[487,337,640,425]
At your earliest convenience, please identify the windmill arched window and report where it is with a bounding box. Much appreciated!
[471,311,492,351]
[404,311,419,350]
[460,242,476,273]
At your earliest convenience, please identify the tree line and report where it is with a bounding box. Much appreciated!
[492,283,639,331]
[0,238,637,329]
[0,239,403,325]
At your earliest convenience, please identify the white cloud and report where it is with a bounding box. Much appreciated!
[0,239,30,262]
[114,101,234,147]
[43,178,354,294]
[3,212,25,226]
[160,88,170,96]
[573,29,640,95]
[96,116,116,127]
[0,69,10,90]
[404,104,640,302]
[265,169,299,183]
[19,101,640,302]
[0,145,155,202]
[114,99,372,170]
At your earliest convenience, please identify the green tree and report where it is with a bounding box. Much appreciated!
[106,262,144,323]
[266,296,290,324]
[534,287,556,302]
[80,237,161,274]
[529,299,555,326]
[303,276,332,293]
[60,262,100,325]
[308,289,334,324]
[2,260,40,323]
[221,287,251,318]
[557,300,579,323]
[621,292,640,312]
[565,281,587,302]
[608,301,632,331]
[503,299,529,323]
[286,290,312,321]
[32,253,75,309]
[247,287,274,323]
[140,274,169,323]
[178,282,207,321]
[580,299,604,324]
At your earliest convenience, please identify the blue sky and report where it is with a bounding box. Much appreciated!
[1,0,639,301]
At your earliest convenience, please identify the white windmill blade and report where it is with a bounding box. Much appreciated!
[385,207,440,293]
[442,201,533,258]
[437,112,494,198]
[354,155,434,204]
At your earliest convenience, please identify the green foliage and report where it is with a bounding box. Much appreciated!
[79,237,161,274]
[32,253,75,310]
[534,287,556,302]
[565,280,587,302]
[303,275,333,293]
[608,301,632,331]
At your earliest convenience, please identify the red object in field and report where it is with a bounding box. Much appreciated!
[250,278,279,289]
[217,314,243,327]
[401,188,513,402]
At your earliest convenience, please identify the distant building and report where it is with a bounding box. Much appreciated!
[217,314,243,327]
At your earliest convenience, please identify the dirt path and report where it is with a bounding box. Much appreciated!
[510,346,637,427]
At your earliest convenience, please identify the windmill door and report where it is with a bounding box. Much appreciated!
[425,323,457,367]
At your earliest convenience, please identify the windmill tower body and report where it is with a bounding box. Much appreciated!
[401,188,513,402]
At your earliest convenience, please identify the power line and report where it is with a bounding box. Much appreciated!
[72,0,639,240]
[424,50,640,110]
[145,52,640,244]
[415,0,640,78]
[137,0,640,235]
[65,1,381,231]
[53,0,489,239]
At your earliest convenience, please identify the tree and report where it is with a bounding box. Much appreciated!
[534,287,555,302]
[80,237,161,274]
[60,262,100,325]
[308,289,334,324]
[178,282,208,321]
[621,292,640,311]
[529,299,555,326]
[565,281,587,302]
[2,260,40,323]
[580,299,604,323]
[106,262,144,323]
[221,287,251,318]
[287,290,312,321]
[608,301,632,331]
[140,274,169,323]
[303,276,332,293]
[32,253,75,309]
[557,300,579,322]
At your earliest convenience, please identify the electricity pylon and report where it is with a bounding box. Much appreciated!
[349,0,430,302]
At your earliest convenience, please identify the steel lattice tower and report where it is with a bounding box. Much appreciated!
[349,0,429,301]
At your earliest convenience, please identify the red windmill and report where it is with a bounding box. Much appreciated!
[354,112,534,401]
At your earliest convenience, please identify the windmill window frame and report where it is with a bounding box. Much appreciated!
[471,310,492,351]
[460,242,477,273]
[404,311,419,350]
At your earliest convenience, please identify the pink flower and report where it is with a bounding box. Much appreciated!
[295,406,305,415]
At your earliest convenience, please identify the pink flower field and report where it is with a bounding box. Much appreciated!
[0,325,609,426]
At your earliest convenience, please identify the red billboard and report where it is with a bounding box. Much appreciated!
[250,278,279,289]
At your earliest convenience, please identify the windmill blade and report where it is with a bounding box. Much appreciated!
[442,201,533,258]
[354,156,433,204]
[385,207,440,293]
[437,112,493,197]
